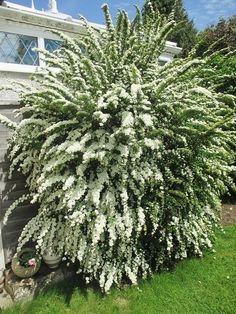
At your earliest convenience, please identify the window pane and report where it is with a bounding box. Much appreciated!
[44,39,62,53]
[0,31,39,65]
[158,60,167,66]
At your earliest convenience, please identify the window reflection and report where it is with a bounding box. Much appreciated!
[44,39,62,53]
[0,31,39,65]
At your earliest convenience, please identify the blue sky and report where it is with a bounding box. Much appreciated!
[8,0,236,30]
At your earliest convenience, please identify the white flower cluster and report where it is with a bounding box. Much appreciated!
[1,3,235,293]
[0,113,17,130]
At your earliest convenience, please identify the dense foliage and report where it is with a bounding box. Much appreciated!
[0,3,235,292]
[143,0,197,57]
[194,16,236,199]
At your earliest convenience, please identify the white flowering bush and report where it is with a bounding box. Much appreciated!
[0,3,235,292]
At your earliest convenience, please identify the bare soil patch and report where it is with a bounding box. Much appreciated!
[221,204,236,226]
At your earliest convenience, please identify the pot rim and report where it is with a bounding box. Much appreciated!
[11,248,41,278]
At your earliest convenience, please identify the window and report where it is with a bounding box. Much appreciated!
[158,60,167,66]
[44,39,62,53]
[0,31,39,65]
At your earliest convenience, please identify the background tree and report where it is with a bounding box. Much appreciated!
[194,15,236,97]
[195,15,236,57]
[143,0,197,57]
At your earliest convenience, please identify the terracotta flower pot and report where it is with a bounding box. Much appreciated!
[43,251,62,269]
[11,248,41,279]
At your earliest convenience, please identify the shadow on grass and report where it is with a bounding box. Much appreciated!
[34,273,103,307]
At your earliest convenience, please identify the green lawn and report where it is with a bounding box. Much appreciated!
[3,225,236,314]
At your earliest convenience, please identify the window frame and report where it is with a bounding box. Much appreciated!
[0,31,40,67]
[0,22,61,73]
[0,21,179,73]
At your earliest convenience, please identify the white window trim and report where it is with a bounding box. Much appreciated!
[0,21,60,73]
[0,63,40,73]
[0,19,181,73]
[38,37,46,67]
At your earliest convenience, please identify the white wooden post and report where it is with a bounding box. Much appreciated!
[38,37,46,67]
[0,222,5,277]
